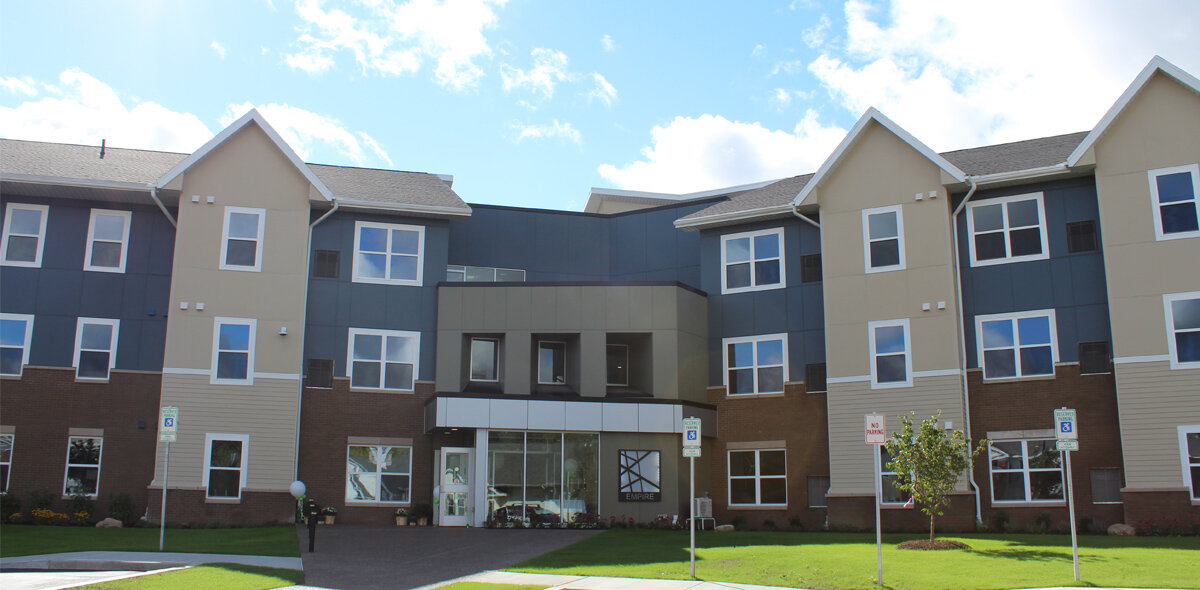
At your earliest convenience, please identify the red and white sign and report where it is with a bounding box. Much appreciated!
[865,413,886,445]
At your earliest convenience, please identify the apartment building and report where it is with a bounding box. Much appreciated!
[1,56,1196,530]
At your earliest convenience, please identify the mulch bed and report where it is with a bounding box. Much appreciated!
[897,539,972,550]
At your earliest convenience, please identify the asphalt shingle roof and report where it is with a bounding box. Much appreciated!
[308,163,467,212]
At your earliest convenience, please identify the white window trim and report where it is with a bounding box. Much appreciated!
[720,227,786,294]
[0,433,13,492]
[879,446,908,506]
[0,313,34,377]
[1149,164,1200,241]
[347,327,420,391]
[606,343,629,387]
[975,309,1060,380]
[868,319,912,389]
[536,340,568,385]
[345,443,414,505]
[1178,425,1200,501]
[989,438,1065,505]
[966,193,1051,267]
[202,433,249,500]
[862,205,906,273]
[63,435,103,498]
[470,337,500,383]
[219,206,265,272]
[727,448,787,507]
[722,333,789,396]
[73,317,119,381]
[1164,291,1200,370]
[83,209,132,273]
[1,202,49,268]
[352,221,425,286]
[211,317,256,385]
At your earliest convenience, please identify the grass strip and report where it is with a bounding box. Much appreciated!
[0,524,300,558]
[74,563,303,589]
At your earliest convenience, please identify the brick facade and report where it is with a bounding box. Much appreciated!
[826,494,977,533]
[145,489,294,526]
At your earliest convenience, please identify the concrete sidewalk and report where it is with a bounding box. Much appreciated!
[415,570,803,589]
[0,550,304,572]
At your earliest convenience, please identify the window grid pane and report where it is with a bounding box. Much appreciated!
[64,436,102,497]
[989,439,1064,503]
[725,336,785,395]
[722,229,784,292]
[346,444,412,504]
[728,449,786,506]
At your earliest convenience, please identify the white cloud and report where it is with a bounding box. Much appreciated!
[751,44,766,58]
[769,88,813,111]
[0,69,212,152]
[221,101,393,167]
[211,40,227,59]
[770,60,806,76]
[809,0,1200,150]
[500,48,570,97]
[802,14,831,49]
[589,73,617,107]
[285,0,505,90]
[597,110,846,193]
[510,119,581,144]
[0,76,38,97]
[601,34,615,52]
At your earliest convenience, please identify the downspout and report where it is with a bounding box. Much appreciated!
[148,186,177,228]
[294,199,340,482]
[791,204,821,228]
[950,178,981,525]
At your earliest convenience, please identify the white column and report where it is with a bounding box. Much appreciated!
[473,428,489,526]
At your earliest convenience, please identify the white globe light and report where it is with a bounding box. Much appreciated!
[289,480,306,498]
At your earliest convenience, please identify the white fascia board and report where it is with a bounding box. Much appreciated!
[154,109,335,201]
[0,173,151,192]
[672,204,794,230]
[969,164,1074,187]
[792,107,966,208]
[1067,56,1200,166]
[587,179,782,213]
[334,197,473,217]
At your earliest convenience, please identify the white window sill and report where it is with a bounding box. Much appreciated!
[205,497,242,504]
[991,501,1067,507]
[347,387,415,395]
[726,504,788,510]
[726,392,785,399]
[1155,231,1200,241]
[980,373,1057,384]
[721,283,785,295]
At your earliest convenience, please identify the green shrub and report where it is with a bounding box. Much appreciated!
[988,510,1010,533]
[1033,512,1053,534]
[731,515,747,530]
[66,495,95,524]
[788,515,805,531]
[107,492,136,525]
[762,518,777,531]
[1,492,20,522]
[28,489,55,512]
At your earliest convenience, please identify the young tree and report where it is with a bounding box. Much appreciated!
[883,411,987,542]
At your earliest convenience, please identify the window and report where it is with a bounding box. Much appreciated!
[537,341,566,384]
[307,358,334,388]
[869,319,911,388]
[353,221,424,285]
[0,434,12,492]
[212,318,256,384]
[220,207,265,271]
[805,362,827,393]
[83,209,131,273]
[1066,220,1098,253]
[989,439,1063,503]
[1090,468,1122,504]
[1078,341,1111,375]
[73,318,119,381]
[313,249,340,278]
[862,206,905,272]
[446,265,525,282]
[807,475,829,508]
[1164,292,1200,369]
[1149,164,1200,240]
[204,434,248,500]
[879,447,907,505]
[720,228,784,293]
[976,310,1057,380]
[1180,426,1200,501]
[606,344,628,386]
[728,449,786,506]
[63,436,102,497]
[0,313,34,377]
[470,338,499,382]
[723,334,787,395]
[967,193,1049,266]
[800,253,822,283]
[0,202,48,267]
[346,444,412,503]
[348,328,418,391]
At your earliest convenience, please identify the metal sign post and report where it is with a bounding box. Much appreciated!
[865,413,886,586]
[683,417,702,579]
[158,406,179,552]
[1055,407,1079,581]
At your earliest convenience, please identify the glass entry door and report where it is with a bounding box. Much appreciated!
[440,447,471,526]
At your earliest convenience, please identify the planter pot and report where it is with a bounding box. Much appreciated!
[323,515,335,525]
[395,516,408,526]
[417,517,429,526]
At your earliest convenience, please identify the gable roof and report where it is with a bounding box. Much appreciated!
[309,163,469,216]
[1067,56,1200,166]
[155,109,335,201]
[673,174,812,228]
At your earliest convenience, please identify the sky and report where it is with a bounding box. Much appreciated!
[1,0,1198,211]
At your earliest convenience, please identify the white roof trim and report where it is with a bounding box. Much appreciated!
[792,107,966,207]
[334,197,473,217]
[0,173,152,192]
[1067,56,1200,166]
[586,179,779,213]
[154,109,335,201]
[673,204,794,230]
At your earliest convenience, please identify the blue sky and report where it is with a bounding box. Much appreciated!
[2,0,1198,210]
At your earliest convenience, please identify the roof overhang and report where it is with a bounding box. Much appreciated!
[585,179,777,213]
[673,204,796,230]
[0,173,180,206]
[333,197,473,218]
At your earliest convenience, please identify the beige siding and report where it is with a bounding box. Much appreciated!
[152,374,300,491]
[1114,361,1200,489]
[826,374,966,495]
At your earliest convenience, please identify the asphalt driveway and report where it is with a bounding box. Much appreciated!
[296,524,602,590]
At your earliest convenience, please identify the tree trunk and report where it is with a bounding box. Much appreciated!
[930,513,935,542]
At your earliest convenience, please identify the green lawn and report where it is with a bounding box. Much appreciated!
[0,524,300,558]
[74,563,303,590]
[509,529,1200,590]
